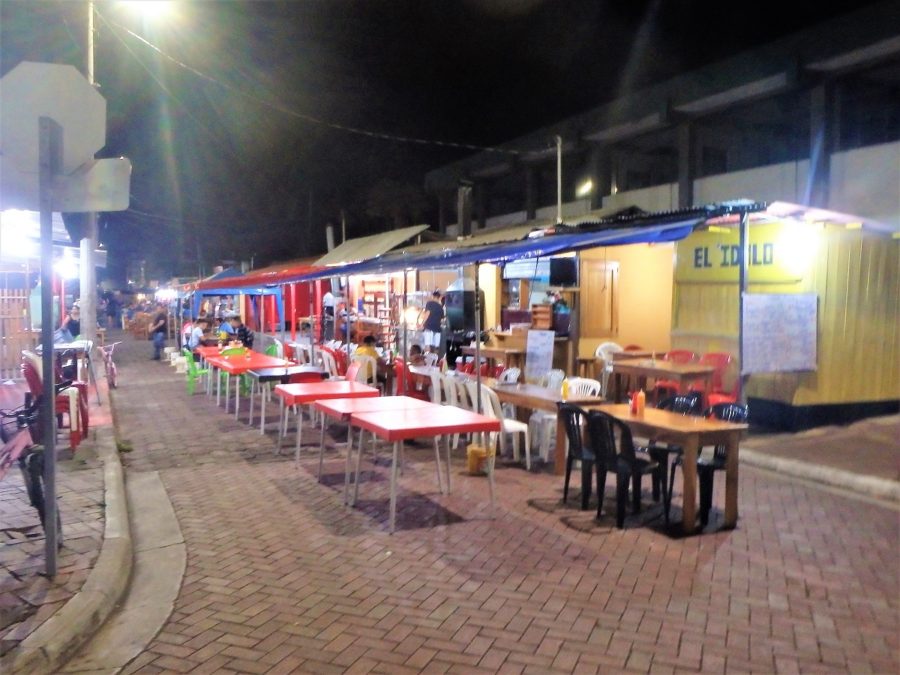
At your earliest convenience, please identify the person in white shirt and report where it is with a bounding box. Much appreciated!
[322,290,336,340]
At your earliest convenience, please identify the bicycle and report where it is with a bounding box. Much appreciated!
[98,341,123,389]
[0,395,63,543]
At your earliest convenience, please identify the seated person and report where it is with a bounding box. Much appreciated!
[352,335,387,384]
[217,316,235,339]
[187,317,212,352]
[229,315,254,349]
[297,321,313,344]
[408,343,426,366]
[56,306,81,343]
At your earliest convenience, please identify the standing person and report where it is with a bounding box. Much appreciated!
[229,315,255,349]
[322,288,335,341]
[149,303,168,360]
[421,290,444,353]
[105,292,119,330]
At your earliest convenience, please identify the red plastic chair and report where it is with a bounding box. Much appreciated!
[459,361,475,375]
[391,360,429,401]
[492,365,505,378]
[654,350,698,397]
[344,361,363,383]
[21,360,88,449]
[690,352,735,403]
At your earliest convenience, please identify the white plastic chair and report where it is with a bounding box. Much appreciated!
[320,350,341,379]
[352,355,379,387]
[596,341,624,398]
[496,367,521,417]
[565,377,602,397]
[424,351,439,367]
[531,369,567,462]
[478,383,532,470]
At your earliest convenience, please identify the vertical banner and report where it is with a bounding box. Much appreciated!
[524,329,555,383]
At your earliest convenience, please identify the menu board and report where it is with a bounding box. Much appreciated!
[524,329,556,382]
[741,293,817,374]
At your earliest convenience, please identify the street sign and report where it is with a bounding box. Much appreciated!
[0,61,130,212]
[1,61,105,174]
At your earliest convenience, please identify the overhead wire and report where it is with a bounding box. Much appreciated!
[98,12,519,157]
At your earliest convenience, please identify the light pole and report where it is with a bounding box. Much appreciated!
[79,2,98,346]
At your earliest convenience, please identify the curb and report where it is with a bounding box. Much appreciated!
[0,396,133,675]
[741,448,900,503]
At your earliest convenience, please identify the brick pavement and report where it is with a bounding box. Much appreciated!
[103,338,898,674]
[0,372,107,658]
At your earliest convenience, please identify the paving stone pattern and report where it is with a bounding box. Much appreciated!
[0,383,106,657]
[109,338,899,674]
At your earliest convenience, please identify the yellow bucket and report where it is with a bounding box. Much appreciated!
[466,444,491,475]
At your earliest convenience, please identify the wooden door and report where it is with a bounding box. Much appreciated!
[579,260,618,337]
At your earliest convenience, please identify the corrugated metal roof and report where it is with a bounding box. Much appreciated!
[314,224,429,266]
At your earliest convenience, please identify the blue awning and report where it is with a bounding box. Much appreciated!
[278,216,702,283]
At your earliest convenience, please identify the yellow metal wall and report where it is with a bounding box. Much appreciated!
[673,226,899,405]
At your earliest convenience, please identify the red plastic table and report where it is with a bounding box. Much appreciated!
[350,406,500,533]
[206,351,293,418]
[273,381,379,457]
[314,396,434,503]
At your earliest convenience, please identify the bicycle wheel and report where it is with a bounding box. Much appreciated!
[19,449,63,545]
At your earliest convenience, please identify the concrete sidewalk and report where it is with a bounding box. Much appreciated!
[2,332,898,673]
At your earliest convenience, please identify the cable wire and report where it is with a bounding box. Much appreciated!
[98,11,519,156]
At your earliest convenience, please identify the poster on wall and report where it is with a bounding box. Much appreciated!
[741,293,817,374]
[524,329,555,382]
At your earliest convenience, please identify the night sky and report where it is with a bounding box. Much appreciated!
[0,0,878,284]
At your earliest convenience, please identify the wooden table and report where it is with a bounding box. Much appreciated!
[205,351,293,418]
[247,365,326,434]
[589,403,747,534]
[350,405,500,533]
[486,379,604,475]
[611,359,715,403]
[273,381,379,458]
[461,345,525,371]
[314,396,433,503]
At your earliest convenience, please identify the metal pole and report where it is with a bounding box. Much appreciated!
[474,263,482,414]
[308,280,316,365]
[40,117,61,576]
[738,210,750,405]
[401,271,408,394]
[345,276,352,362]
[80,1,97,347]
[555,135,563,225]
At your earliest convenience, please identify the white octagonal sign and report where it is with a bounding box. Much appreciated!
[0,61,106,175]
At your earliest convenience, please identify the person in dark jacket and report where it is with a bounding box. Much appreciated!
[229,315,254,349]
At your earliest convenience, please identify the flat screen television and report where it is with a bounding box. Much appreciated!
[549,257,578,287]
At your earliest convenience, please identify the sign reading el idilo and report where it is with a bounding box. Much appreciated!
[675,222,819,284]
[0,61,130,212]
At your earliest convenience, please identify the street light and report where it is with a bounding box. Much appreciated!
[576,179,593,198]
[80,1,172,343]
